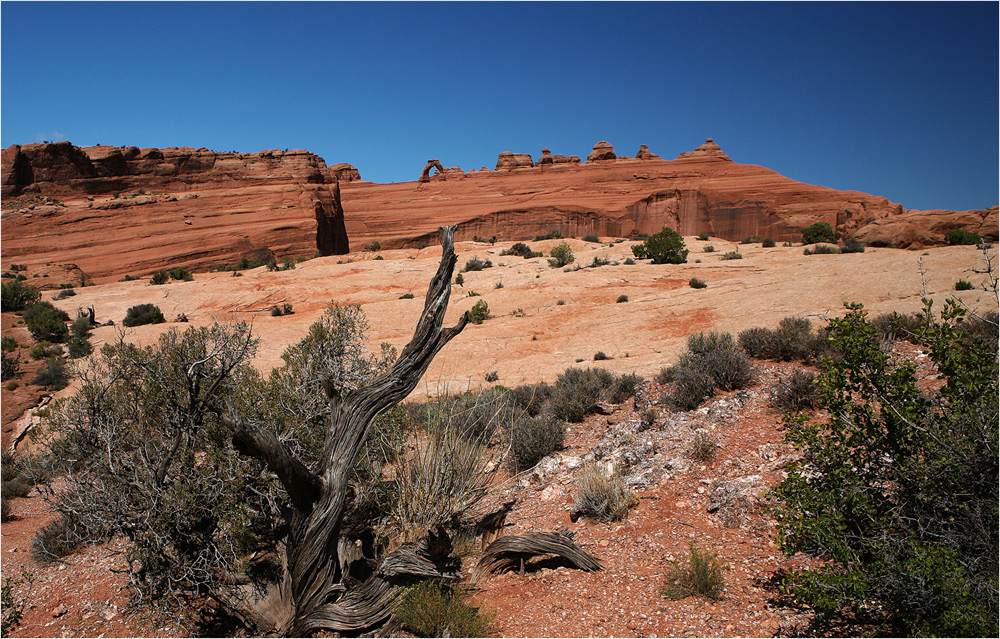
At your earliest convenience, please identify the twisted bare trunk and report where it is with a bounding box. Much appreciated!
[230,226,467,636]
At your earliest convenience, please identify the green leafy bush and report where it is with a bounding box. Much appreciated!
[772,301,999,636]
[1,336,16,352]
[801,221,837,244]
[946,228,982,245]
[54,288,76,300]
[631,227,688,264]
[122,303,165,327]
[666,332,754,410]
[762,238,776,247]
[955,279,974,291]
[31,357,68,390]
[662,542,726,600]
[23,302,69,342]
[1,352,19,382]
[533,229,564,241]
[167,267,193,281]
[466,300,490,324]
[501,242,542,259]
[703,245,715,253]
[572,464,638,522]
[1,279,41,311]
[593,351,610,360]
[697,232,709,241]
[396,581,493,638]
[548,242,575,268]
[740,235,761,244]
[149,270,169,285]
[363,240,381,252]
[549,367,641,422]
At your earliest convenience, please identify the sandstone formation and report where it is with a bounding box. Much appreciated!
[495,152,534,171]
[635,144,661,160]
[537,148,581,166]
[586,141,616,162]
[419,159,446,182]
[1,142,349,279]
[538,148,554,165]
[677,138,732,161]
[3,139,995,281]
[329,163,361,182]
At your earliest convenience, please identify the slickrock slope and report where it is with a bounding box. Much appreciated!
[3,140,995,282]
[1,142,349,281]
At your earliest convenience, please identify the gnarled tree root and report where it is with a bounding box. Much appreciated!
[471,528,602,584]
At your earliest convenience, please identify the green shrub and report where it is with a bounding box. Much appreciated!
[548,242,575,268]
[167,267,193,281]
[662,542,726,600]
[946,229,982,246]
[593,351,610,361]
[549,367,640,422]
[5,380,17,391]
[454,273,464,286]
[67,336,92,359]
[1,336,16,352]
[363,240,381,252]
[69,315,91,340]
[122,303,165,327]
[31,515,82,564]
[572,464,638,522]
[802,221,837,244]
[533,229,564,241]
[804,243,841,255]
[842,238,866,253]
[631,227,688,264]
[462,256,493,272]
[396,581,493,638]
[54,288,76,300]
[955,279,974,291]
[1,351,18,382]
[738,317,826,362]
[740,235,761,244]
[669,365,716,411]
[466,300,490,324]
[582,234,601,243]
[507,382,553,417]
[703,245,715,253]
[616,294,628,303]
[870,311,929,343]
[689,277,707,289]
[697,232,709,241]
[769,369,820,412]
[762,238,776,248]
[665,332,754,410]
[623,257,636,265]
[501,242,542,259]
[509,414,565,472]
[149,270,169,285]
[23,301,69,342]
[31,357,68,390]
[773,301,998,636]
[1,279,41,311]
[399,292,415,299]
[721,251,742,260]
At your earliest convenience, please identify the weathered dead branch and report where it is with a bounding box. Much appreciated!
[471,528,602,584]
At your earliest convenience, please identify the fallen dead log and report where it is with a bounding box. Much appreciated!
[471,528,601,584]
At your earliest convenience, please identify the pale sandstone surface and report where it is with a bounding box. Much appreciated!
[30,239,996,403]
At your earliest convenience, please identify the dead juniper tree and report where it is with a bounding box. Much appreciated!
[38,226,471,636]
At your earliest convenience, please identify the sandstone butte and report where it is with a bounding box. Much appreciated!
[1,138,996,283]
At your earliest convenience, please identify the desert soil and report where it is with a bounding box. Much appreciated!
[1,237,994,637]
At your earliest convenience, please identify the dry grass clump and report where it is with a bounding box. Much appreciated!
[572,464,638,523]
[395,581,494,637]
[509,413,565,472]
[662,541,726,600]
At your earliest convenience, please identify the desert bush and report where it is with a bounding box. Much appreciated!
[773,300,998,636]
[668,365,716,411]
[593,351,610,361]
[24,302,69,342]
[363,240,381,252]
[501,242,542,259]
[533,229,563,241]
[31,515,82,564]
[122,303,165,327]
[550,368,641,422]
[769,369,820,412]
[395,581,493,638]
[842,238,866,253]
[32,357,68,390]
[870,310,928,343]
[607,372,643,404]
[801,222,837,244]
[454,273,464,286]
[662,542,726,600]
[54,288,76,300]
[582,234,601,243]
[466,300,490,324]
[69,315,92,340]
[738,317,825,362]
[1,352,20,382]
[509,413,565,472]
[631,227,688,264]
[167,267,193,281]
[462,256,492,272]
[507,382,553,417]
[572,464,638,522]
[590,256,611,268]
[616,294,628,303]
[721,251,742,260]
[67,336,92,359]
[703,245,715,253]
[1,279,41,311]
[804,244,841,255]
[1,336,16,352]
[762,238,776,247]
[686,430,719,462]
[666,332,753,410]
[399,292,415,299]
[697,232,709,241]
[1,568,34,635]
[946,228,982,246]
[955,279,974,290]
[484,371,498,382]
[149,270,169,285]
[655,366,674,384]
[740,235,761,244]
[623,257,636,265]
[548,242,575,268]
[689,277,707,289]
[270,306,283,316]
[5,380,17,391]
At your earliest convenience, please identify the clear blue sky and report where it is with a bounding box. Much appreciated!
[2,1,997,210]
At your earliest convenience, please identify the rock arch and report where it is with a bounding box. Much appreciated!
[419,159,446,182]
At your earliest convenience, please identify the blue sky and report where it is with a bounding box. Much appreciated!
[2,1,997,210]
